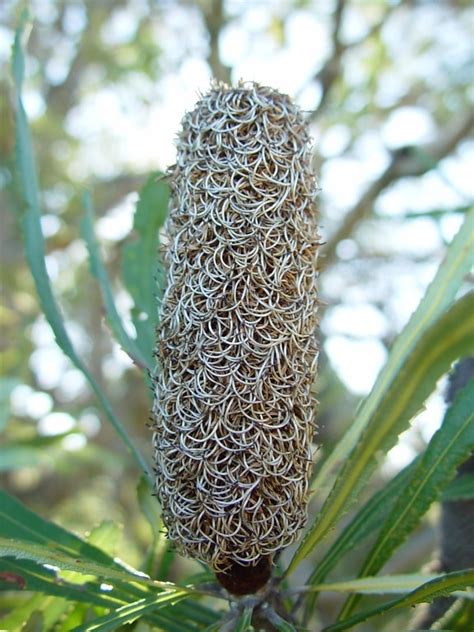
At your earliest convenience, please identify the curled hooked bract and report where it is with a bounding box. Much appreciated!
[152,81,320,591]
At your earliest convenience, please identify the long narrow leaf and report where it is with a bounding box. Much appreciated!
[322,569,474,632]
[293,573,443,595]
[286,292,474,576]
[0,559,207,632]
[0,537,176,589]
[72,592,191,632]
[235,607,255,632]
[306,456,420,589]
[0,490,120,566]
[121,172,169,366]
[311,208,474,495]
[338,378,474,619]
[11,20,153,486]
[81,192,150,370]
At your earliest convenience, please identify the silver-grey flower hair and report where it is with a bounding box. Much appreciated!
[152,81,320,580]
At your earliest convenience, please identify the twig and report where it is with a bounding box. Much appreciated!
[201,0,231,84]
[322,109,474,268]
[306,0,405,121]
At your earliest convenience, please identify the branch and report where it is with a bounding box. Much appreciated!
[308,1,403,121]
[322,109,474,268]
[201,0,231,84]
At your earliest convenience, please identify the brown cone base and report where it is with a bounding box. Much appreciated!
[215,556,272,595]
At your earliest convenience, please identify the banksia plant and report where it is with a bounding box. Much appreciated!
[152,82,320,594]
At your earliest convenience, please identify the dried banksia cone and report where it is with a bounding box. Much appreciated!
[152,82,320,594]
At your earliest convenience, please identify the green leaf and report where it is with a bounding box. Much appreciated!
[72,592,191,632]
[265,610,298,631]
[338,379,474,619]
[435,597,474,631]
[0,558,122,608]
[0,377,19,431]
[0,492,216,629]
[394,204,472,221]
[137,476,173,579]
[296,573,442,595]
[81,192,150,371]
[0,445,45,471]
[442,472,474,501]
[0,558,198,632]
[0,537,169,588]
[286,292,474,576]
[305,456,420,589]
[0,489,120,566]
[121,173,169,367]
[87,521,122,558]
[322,570,474,632]
[311,208,474,496]
[0,593,67,632]
[234,607,255,632]
[11,21,153,487]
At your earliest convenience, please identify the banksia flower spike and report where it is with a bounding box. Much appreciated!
[152,82,320,594]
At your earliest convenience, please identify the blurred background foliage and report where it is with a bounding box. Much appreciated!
[0,0,473,628]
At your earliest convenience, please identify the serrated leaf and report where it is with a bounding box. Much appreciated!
[81,192,150,370]
[322,569,474,632]
[0,558,199,632]
[0,492,214,630]
[0,537,167,587]
[305,455,420,590]
[72,591,191,632]
[311,208,474,496]
[338,379,474,619]
[287,292,474,577]
[11,20,153,487]
[121,173,168,366]
[0,558,121,608]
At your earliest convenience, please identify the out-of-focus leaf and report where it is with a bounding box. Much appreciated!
[81,192,150,370]
[0,445,45,471]
[11,19,153,487]
[122,172,169,366]
[442,471,474,501]
[393,204,472,220]
[287,292,474,577]
[322,570,474,632]
[0,378,19,431]
[87,521,122,558]
[137,476,173,579]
